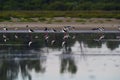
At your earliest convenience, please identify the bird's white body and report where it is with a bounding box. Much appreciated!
[28,41,32,46]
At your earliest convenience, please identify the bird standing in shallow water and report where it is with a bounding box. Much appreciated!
[3,34,7,38]
[98,27,104,31]
[98,34,105,41]
[51,40,55,45]
[4,39,7,42]
[45,34,49,40]
[28,41,32,46]
[28,29,34,32]
[15,34,18,39]
[62,27,68,32]
[2,34,8,42]
[44,34,49,43]
[3,27,8,31]
[52,28,57,32]
[62,41,66,47]
[63,34,70,39]
[44,27,48,31]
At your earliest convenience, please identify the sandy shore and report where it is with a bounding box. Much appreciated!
[0,22,120,30]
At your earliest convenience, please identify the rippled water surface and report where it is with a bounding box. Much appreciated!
[0,33,120,80]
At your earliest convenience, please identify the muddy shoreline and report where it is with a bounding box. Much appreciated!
[0,22,120,30]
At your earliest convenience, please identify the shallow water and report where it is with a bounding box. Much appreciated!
[0,33,120,80]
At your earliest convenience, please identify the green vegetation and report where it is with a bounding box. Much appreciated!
[46,18,53,24]
[19,18,36,22]
[39,17,47,22]
[54,20,63,22]
[66,20,71,22]
[96,20,104,23]
[0,0,119,22]
[0,0,120,10]
[105,19,112,21]
[0,11,120,21]
[75,19,86,22]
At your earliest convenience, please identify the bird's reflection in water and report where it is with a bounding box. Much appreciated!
[0,61,19,80]
[60,38,77,74]
[0,49,46,80]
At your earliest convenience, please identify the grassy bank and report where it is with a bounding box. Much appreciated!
[0,11,120,22]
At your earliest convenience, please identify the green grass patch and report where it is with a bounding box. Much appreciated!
[66,19,71,22]
[97,20,104,23]
[38,17,46,22]
[0,17,11,22]
[19,18,36,22]
[75,19,86,22]
[54,20,63,22]
[105,19,112,21]
[46,18,53,24]
[0,11,120,21]
[0,19,5,22]
[19,18,28,22]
